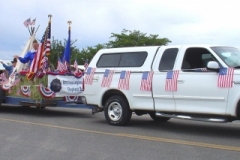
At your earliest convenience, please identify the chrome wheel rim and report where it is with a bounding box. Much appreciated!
[108,102,122,121]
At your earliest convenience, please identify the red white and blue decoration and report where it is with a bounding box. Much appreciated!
[20,85,31,97]
[65,96,79,102]
[38,84,55,98]
[1,83,12,90]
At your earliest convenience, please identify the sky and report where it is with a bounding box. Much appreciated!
[1,0,240,60]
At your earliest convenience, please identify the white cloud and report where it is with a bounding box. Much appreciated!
[1,0,240,59]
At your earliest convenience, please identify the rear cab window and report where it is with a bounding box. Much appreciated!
[158,48,178,71]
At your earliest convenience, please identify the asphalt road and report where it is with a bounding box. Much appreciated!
[0,105,240,160]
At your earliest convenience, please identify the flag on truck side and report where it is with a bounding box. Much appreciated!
[218,68,234,88]
[165,70,179,91]
[140,71,154,91]
[118,71,131,90]
[84,67,96,85]
[101,69,114,87]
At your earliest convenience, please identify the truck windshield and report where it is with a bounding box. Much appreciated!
[211,46,240,68]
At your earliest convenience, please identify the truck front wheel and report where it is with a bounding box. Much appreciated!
[104,95,132,126]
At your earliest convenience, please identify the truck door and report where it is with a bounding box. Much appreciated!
[152,47,180,112]
[174,47,229,114]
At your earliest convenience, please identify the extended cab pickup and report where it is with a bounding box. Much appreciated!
[80,45,240,126]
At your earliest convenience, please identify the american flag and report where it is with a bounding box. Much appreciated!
[27,19,51,80]
[43,21,51,56]
[218,68,234,88]
[118,71,131,90]
[0,73,7,84]
[40,56,48,73]
[165,70,179,91]
[57,57,67,72]
[140,71,154,91]
[73,59,78,72]
[194,68,208,72]
[30,18,36,25]
[84,67,96,85]
[101,69,114,87]
[23,18,31,27]
[84,59,88,69]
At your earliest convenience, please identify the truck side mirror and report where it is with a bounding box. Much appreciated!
[207,61,219,71]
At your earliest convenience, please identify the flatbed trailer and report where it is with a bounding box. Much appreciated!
[0,72,95,111]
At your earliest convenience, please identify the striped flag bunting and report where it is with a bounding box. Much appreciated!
[65,96,79,102]
[118,71,131,90]
[101,69,114,87]
[84,67,96,85]
[218,68,234,88]
[20,85,31,97]
[72,59,83,78]
[165,70,179,91]
[0,73,8,85]
[140,71,154,91]
[1,83,12,90]
[38,84,55,98]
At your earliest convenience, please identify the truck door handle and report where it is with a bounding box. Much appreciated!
[177,80,184,83]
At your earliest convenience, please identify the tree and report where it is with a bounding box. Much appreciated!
[49,29,171,66]
[106,29,171,48]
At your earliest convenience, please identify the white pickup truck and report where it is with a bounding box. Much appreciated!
[80,45,240,126]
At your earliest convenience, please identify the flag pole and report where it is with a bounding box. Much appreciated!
[35,25,40,34]
[27,26,31,35]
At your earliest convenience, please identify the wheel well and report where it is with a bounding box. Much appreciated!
[102,89,129,108]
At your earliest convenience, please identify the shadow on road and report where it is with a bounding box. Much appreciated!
[0,105,93,119]
[129,117,240,139]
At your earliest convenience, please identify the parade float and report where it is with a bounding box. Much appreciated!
[0,15,93,110]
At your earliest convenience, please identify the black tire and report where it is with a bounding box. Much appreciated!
[36,106,46,109]
[104,95,132,126]
[22,106,31,108]
[0,87,6,106]
[149,113,170,122]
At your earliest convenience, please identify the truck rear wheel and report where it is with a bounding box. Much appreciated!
[149,113,170,122]
[104,95,132,126]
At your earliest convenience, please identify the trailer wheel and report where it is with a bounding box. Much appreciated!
[149,113,170,122]
[36,106,46,109]
[0,87,6,106]
[104,95,132,126]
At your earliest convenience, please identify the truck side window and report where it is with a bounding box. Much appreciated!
[159,48,178,71]
[97,53,121,67]
[97,52,147,67]
[119,52,147,67]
